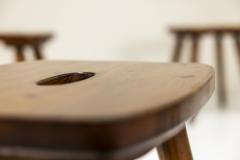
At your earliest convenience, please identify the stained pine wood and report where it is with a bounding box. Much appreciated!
[0,61,214,160]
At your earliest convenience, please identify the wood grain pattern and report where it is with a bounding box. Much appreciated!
[0,61,214,160]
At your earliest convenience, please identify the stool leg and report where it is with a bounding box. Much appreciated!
[32,45,44,60]
[171,33,185,62]
[215,32,227,107]
[14,45,25,62]
[157,126,193,160]
[190,33,200,62]
[233,33,240,72]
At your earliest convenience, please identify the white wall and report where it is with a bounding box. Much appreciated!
[0,0,239,62]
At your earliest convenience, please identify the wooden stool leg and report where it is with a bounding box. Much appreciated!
[233,32,240,71]
[215,32,227,107]
[171,33,185,62]
[32,45,44,60]
[14,45,25,62]
[157,126,193,160]
[189,33,200,122]
[190,33,200,62]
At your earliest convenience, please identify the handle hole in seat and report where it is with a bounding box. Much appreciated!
[37,72,95,85]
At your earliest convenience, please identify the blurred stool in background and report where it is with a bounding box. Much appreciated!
[170,25,240,107]
[0,33,53,62]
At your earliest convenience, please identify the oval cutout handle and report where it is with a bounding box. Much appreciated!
[37,72,95,85]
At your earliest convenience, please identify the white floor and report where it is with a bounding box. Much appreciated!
[189,110,240,160]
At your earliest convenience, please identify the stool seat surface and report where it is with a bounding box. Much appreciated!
[0,61,214,160]
[0,60,213,122]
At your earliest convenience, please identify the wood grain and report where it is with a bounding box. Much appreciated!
[0,61,214,160]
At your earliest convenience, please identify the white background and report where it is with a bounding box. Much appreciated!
[1,0,240,159]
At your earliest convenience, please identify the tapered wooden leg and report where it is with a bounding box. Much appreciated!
[171,33,185,62]
[215,32,227,107]
[233,32,240,72]
[157,127,192,160]
[14,45,25,62]
[190,33,200,62]
[32,45,44,60]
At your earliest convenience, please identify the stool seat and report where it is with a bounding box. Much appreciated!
[0,33,52,46]
[0,61,214,160]
[170,25,240,33]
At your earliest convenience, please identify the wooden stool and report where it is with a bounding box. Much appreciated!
[170,25,240,107]
[0,61,214,160]
[0,33,52,62]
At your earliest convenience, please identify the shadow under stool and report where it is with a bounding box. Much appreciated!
[170,25,240,107]
[0,61,214,160]
[0,33,52,62]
